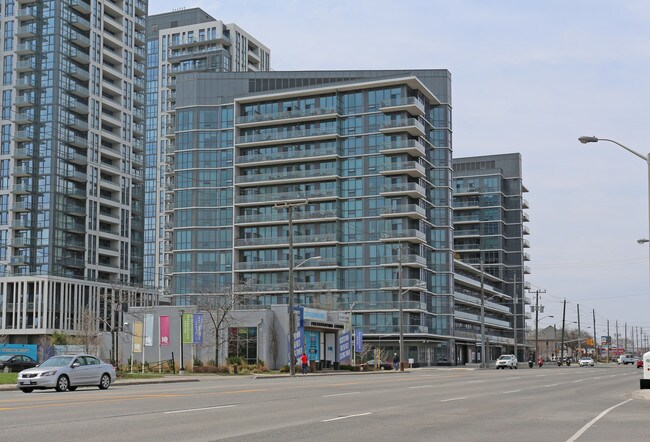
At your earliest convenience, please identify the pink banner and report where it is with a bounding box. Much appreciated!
[159,316,170,347]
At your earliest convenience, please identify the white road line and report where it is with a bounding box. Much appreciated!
[440,397,468,402]
[408,385,433,389]
[467,380,485,384]
[164,405,236,414]
[322,392,361,398]
[573,379,585,383]
[534,374,546,377]
[566,399,632,442]
[503,390,521,394]
[545,384,558,388]
[323,412,372,422]
[592,376,602,380]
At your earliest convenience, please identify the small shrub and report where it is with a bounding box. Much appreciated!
[279,365,290,373]
[193,357,203,367]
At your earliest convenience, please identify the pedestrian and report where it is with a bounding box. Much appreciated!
[393,352,400,371]
[301,353,309,374]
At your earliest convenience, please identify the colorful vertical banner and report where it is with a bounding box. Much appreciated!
[182,313,193,344]
[355,328,363,353]
[193,313,204,344]
[338,332,351,364]
[144,314,154,347]
[132,321,143,353]
[159,316,170,346]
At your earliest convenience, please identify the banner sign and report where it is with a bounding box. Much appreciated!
[355,328,363,353]
[144,314,154,347]
[159,316,170,347]
[132,321,143,353]
[0,344,38,361]
[182,313,193,344]
[338,332,351,364]
[289,326,304,363]
[193,313,204,344]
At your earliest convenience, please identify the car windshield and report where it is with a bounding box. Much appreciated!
[40,356,74,367]
[581,358,591,361]
[498,356,512,360]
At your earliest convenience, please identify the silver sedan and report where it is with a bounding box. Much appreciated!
[16,354,116,393]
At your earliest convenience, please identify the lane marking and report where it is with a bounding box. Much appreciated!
[408,385,433,389]
[467,380,485,384]
[164,405,236,414]
[573,379,585,383]
[322,392,360,398]
[323,412,372,422]
[545,384,558,388]
[592,377,602,380]
[566,399,632,442]
[440,397,467,402]
[503,390,521,394]
[534,374,546,377]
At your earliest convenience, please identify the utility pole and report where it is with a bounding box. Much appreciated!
[577,304,581,358]
[607,320,610,363]
[476,258,480,370]
[625,323,628,352]
[533,288,546,362]
[398,244,405,372]
[558,299,566,365]
[513,273,518,361]
[593,309,597,363]
[274,200,307,377]
[616,321,619,353]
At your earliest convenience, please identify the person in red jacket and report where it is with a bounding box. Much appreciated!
[301,353,309,374]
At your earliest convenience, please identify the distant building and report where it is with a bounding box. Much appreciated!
[145,8,271,290]
[452,153,531,362]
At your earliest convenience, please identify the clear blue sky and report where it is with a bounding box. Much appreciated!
[151,1,650,340]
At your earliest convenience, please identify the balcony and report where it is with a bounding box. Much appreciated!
[380,97,426,117]
[13,164,32,176]
[380,254,427,268]
[236,107,337,128]
[380,204,426,220]
[17,24,38,38]
[380,229,427,244]
[11,202,30,212]
[14,131,33,143]
[379,139,426,157]
[11,219,30,229]
[16,41,36,55]
[234,233,337,249]
[16,59,36,72]
[380,182,426,199]
[61,44,90,64]
[10,255,30,265]
[15,77,35,89]
[236,145,338,166]
[10,237,30,247]
[15,95,36,107]
[66,12,91,31]
[380,118,426,138]
[14,147,35,158]
[60,150,88,166]
[62,0,91,15]
[235,189,337,206]
[235,209,338,225]
[380,161,426,178]
[65,170,88,182]
[13,183,32,194]
[17,6,38,19]
[236,167,337,186]
[236,127,339,147]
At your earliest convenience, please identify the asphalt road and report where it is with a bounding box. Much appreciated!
[0,364,648,441]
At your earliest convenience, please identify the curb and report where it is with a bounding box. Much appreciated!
[0,377,200,392]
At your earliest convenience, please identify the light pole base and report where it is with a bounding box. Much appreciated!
[179,369,185,376]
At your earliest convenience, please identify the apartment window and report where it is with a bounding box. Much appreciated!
[3,56,13,85]
[3,21,13,51]
[2,91,11,119]
[1,125,10,155]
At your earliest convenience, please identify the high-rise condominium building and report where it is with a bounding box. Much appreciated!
[164,70,455,364]
[452,153,531,361]
[145,8,270,290]
[0,0,156,343]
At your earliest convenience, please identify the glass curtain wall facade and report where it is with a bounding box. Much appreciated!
[145,8,270,291]
[165,70,455,365]
[452,153,531,361]
[0,0,155,340]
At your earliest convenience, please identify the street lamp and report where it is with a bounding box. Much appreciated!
[288,255,321,376]
[178,309,185,375]
[349,300,357,366]
[578,136,650,285]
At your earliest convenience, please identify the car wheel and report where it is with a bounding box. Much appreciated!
[99,373,111,390]
[55,375,69,392]
[3,366,10,373]
[514,365,518,369]
[68,386,78,391]
[20,388,33,393]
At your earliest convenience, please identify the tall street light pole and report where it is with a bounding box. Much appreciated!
[398,245,404,371]
[479,259,486,368]
[179,309,185,375]
[274,200,307,377]
[578,136,650,287]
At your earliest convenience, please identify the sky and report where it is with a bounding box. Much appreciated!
[150,0,650,343]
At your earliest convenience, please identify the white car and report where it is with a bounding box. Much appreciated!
[16,354,116,393]
[618,354,637,365]
[579,357,595,367]
[495,354,518,369]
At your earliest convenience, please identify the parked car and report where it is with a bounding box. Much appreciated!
[0,354,37,373]
[618,354,638,365]
[495,354,518,369]
[579,357,595,367]
[637,359,644,369]
[16,354,115,393]
[364,359,394,370]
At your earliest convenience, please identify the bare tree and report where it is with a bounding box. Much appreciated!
[194,283,258,366]
[71,307,101,355]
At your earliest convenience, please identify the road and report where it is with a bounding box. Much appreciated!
[0,364,648,441]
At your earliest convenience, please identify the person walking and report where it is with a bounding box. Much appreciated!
[393,352,400,371]
[301,353,309,374]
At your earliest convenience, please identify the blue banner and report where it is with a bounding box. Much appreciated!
[193,313,204,344]
[0,344,38,361]
[291,326,304,361]
[338,332,351,364]
[355,329,363,353]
